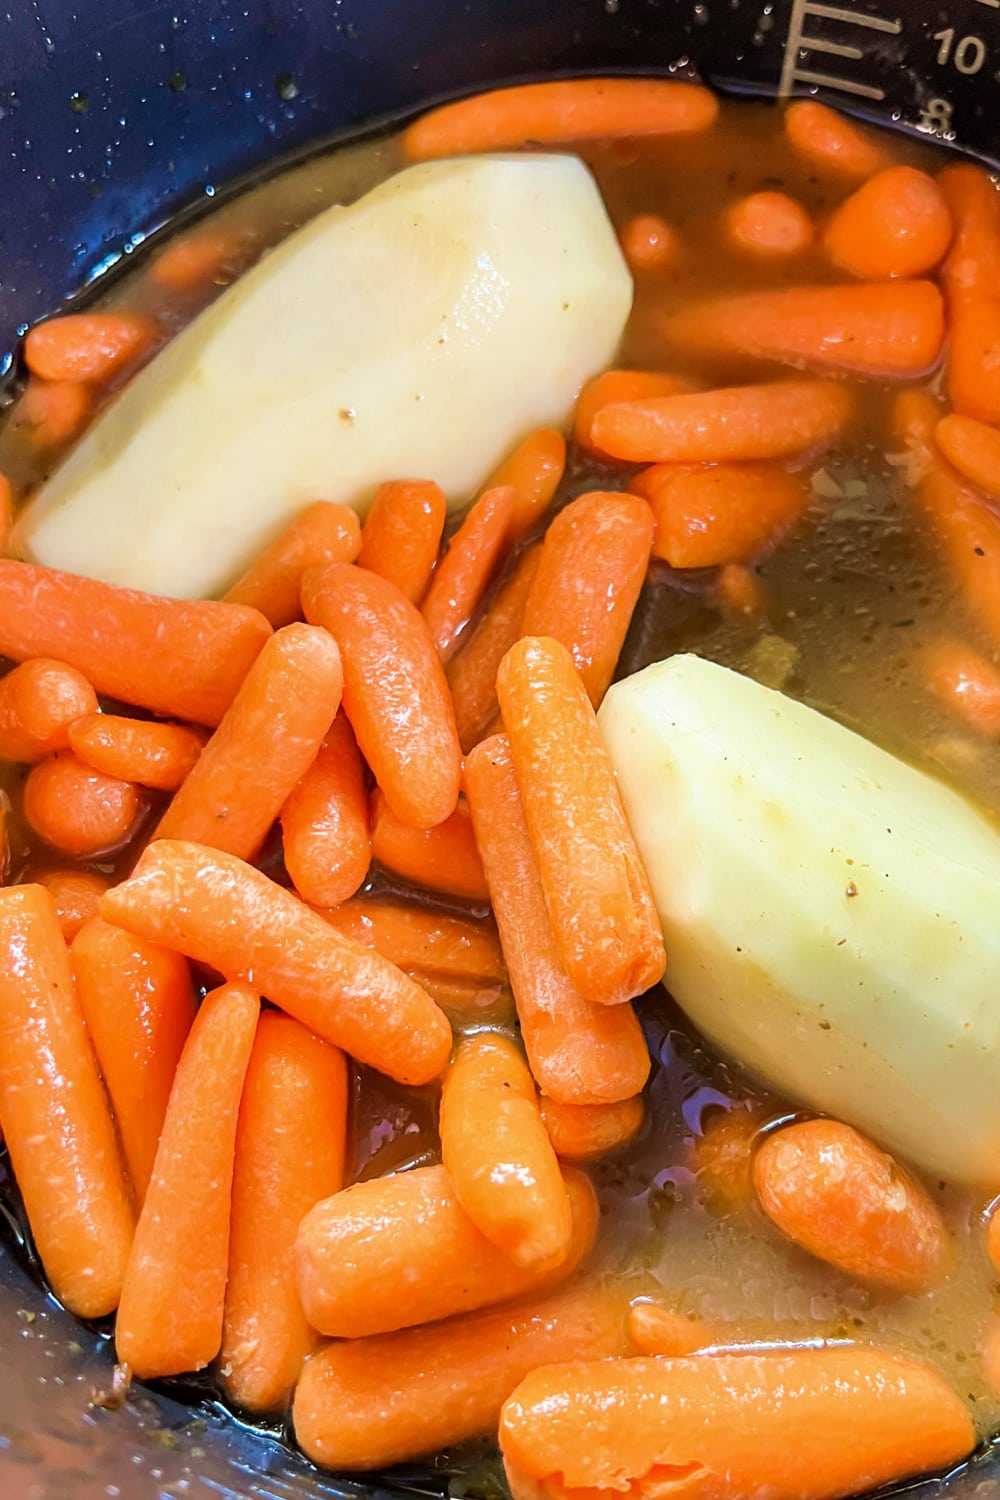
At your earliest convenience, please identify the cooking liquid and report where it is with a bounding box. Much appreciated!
[2,98,1000,1463]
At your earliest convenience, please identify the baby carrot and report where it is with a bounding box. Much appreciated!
[293,1282,633,1471]
[540,1095,644,1161]
[663,280,945,378]
[753,1118,952,1293]
[281,713,370,908]
[71,917,197,1204]
[0,658,98,763]
[101,839,453,1086]
[630,460,806,568]
[939,165,1000,425]
[223,501,362,628]
[497,637,665,1007]
[115,982,259,1379]
[24,311,154,384]
[626,1301,718,1356]
[592,380,852,465]
[692,1102,772,1215]
[0,885,134,1317]
[620,214,680,273]
[441,1032,573,1270]
[0,473,11,553]
[573,370,695,456]
[68,714,208,792]
[498,1348,974,1500]
[24,751,145,858]
[487,430,566,540]
[151,228,244,292]
[464,734,650,1104]
[726,191,813,258]
[0,560,272,725]
[370,786,488,901]
[320,897,505,985]
[784,99,891,178]
[156,623,343,860]
[521,492,652,706]
[15,379,92,449]
[925,639,1000,737]
[33,866,111,941]
[447,544,541,753]
[421,485,516,661]
[988,1202,1000,1272]
[403,79,719,160]
[357,479,447,603]
[303,562,461,829]
[936,412,1000,501]
[295,1161,597,1338]
[221,1012,348,1414]
[823,167,952,281]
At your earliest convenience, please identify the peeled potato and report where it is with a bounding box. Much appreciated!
[15,154,632,600]
[599,653,1000,1184]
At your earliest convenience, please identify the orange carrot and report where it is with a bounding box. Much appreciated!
[24,751,145,858]
[498,1348,974,1500]
[893,390,1000,654]
[823,167,952,281]
[784,100,891,178]
[626,1301,718,1356]
[295,1161,597,1337]
[24,311,154,384]
[753,1118,951,1293]
[630,460,805,568]
[156,623,343,860]
[33,866,112,942]
[221,1012,348,1413]
[293,1282,633,1471]
[407,968,511,1020]
[151,228,244,291]
[497,637,665,1007]
[988,1202,1000,1273]
[573,370,695,456]
[223,501,362,628]
[0,885,134,1317]
[68,714,208,792]
[593,379,851,465]
[925,639,1000,736]
[71,917,197,1204]
[115,982,259,1379]
[441,1032,572,1270]
[692,1102,772,1215]
[716,561,766,617]
[15,379,92,449]
[0,658,98,763]
[520,492,652,705]
[935,413,1000,502]
[487,430,566,540]
[939,165,1000,425]
[101,839,452,1086]
[302,562,462,829]
[0,472,12,552]
[447,544,541,752]
[281,713,370,907]
[320,896,505,985]
[464,734,650,1105]
[620,214,680,273]
[663,280,944,377]
[0,560,271,725]
[421,485,515,661]
[404,79,719,160]
[540,1094,644,1161]
[726,192,813,258]
[370,786,488,901]
[357,479,447,603]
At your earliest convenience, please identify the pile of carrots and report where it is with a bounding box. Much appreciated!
[3,75,1000,1500]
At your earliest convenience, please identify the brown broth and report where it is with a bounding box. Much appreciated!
[3,96,1000,1458]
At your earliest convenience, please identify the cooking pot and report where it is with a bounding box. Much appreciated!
[1,1,998,1494]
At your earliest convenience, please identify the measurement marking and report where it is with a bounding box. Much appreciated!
[799,34,864,58]
[803,3,902,33]
[791,67,887,97]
